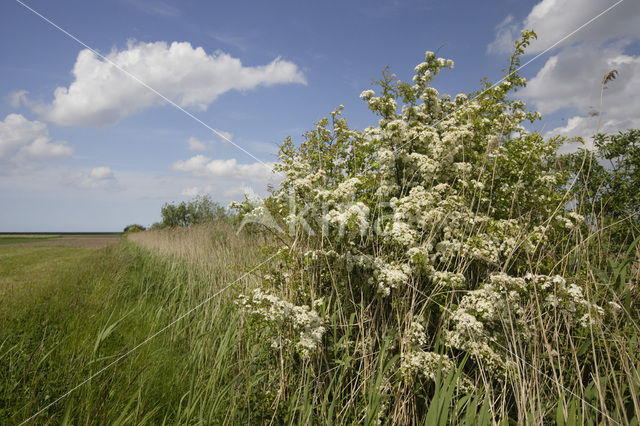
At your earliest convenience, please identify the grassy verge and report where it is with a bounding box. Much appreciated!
[1,223,268,424]
[3,223,637,424]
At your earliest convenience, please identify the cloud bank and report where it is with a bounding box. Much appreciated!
[488,0,640,55]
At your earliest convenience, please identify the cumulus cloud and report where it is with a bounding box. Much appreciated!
[180,182,266,203]
[181,183,254,199]
[181,185,225,198]
[66,166,121,190]
[487,15,517,54]
[181,186,205,197]
[214,128,233,143]
[34,41,306,126]
[523,44,639,114]
[0,114,72,169]
[522,42,640,143]
[171,154,276,182]
[488,0,640,147]
[488,0,640,55]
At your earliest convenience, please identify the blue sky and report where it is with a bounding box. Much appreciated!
[1,0,639,231]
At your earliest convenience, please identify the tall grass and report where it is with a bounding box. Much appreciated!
[1,223,497,424]
[3,220,637,424]
[272,197,640,425]
[2,224,267,424]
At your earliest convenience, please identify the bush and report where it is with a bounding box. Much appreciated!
[233,31,637,423]
[160,195,228,228]
[563,129,640,247]
[123,224,146,234]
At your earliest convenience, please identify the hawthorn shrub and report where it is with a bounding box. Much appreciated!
[233,32,635,423]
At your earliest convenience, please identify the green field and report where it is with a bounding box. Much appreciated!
[1,226,266,425]
[2,223,639,425]
[0,235,61,245]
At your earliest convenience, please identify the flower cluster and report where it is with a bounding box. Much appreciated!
[374,261,411,296]
[324,202,370,237]
[238,288,325,358]
[401,350,453,382]
[400,315,454,381]
[443,273,605,372]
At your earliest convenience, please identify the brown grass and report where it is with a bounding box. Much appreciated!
[127,222,268,286]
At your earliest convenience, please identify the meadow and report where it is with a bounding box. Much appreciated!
[1,222,637,425]
[2,37,639,425]
[1,225,271,424]
[0,235,61,245]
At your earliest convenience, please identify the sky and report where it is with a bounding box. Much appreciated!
[1,0,639,232]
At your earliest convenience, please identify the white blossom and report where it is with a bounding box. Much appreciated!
[239,289,325,358]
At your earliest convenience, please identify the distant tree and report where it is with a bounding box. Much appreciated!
[123,224,146,234]
[160,195,228,227]
[563,129,640,244]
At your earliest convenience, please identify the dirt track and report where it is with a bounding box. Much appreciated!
[6,235,121,249]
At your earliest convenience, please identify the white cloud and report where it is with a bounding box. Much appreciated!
[91,166,115,179]
[488,0,640,55]
[34,41,306,126]
[125,0,181,17]
[249,141,280,156]
[181,186,204,197]
[181,182,262,201]
[522,44,640,114]
[487,0,640,149]
[523,43,640,142]
[66,166,121,190]
[180,185,225,198]
[7,90,30,108]
[0,114,72,169]
[223,184,254,198]
[187,129,235,151]
[171,154,276,182]
[214,128,233,143]
[187,137,209,151]
[0,162,274,230]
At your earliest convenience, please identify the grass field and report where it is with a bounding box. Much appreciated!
[2,224,638,424]
[0,235,61,245]
[1,224,268,425]
[0,246,89,297]
[0,234,120,249]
